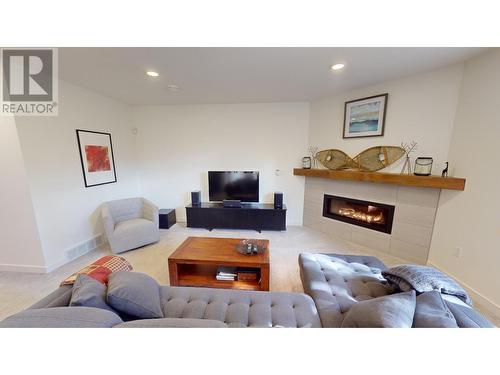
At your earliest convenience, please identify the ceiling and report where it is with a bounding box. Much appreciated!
[59,48,486,105]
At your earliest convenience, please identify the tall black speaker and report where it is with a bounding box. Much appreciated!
[191,191,201,206]
[274,192,283,209]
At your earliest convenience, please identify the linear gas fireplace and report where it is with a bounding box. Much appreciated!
[322,194,395,234]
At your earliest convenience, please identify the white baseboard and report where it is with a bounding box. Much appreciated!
[0,234,106,274]
[427,261,500,321]
[45,234,105,273]
[0,263,47,273]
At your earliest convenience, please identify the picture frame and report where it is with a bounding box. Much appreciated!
[76,129,117,187]
[343,93,388,139]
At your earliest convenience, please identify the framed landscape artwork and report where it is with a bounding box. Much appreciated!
[76,129,117,187]
[343,93,388,139]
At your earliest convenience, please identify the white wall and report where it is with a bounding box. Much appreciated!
[0,115,46,272]
[308,64,464,173]
[132,103,310,224]
[15,80,140,269]
[429,49,500,311]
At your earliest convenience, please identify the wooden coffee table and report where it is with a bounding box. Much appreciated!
[168,237,270,291]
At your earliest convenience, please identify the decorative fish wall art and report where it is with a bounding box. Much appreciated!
[315,146,406,172]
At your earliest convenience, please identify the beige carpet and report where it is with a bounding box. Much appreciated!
[1,223,498,325]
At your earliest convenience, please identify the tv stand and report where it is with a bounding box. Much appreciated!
[186,202,286,232]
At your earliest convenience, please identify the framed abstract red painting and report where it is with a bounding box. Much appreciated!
[76,129,117,187]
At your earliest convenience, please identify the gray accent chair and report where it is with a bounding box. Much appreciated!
[101,198,160,254]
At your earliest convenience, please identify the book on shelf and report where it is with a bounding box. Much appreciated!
[216,266,261,282]
[216,266,237,281]
[216,275,236,281]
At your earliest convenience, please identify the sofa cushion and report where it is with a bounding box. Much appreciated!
[341,291,416,328]
[444,298,495,328]
[107,271,163,319]
[114,318,228,328]
[70,274,116,313]
[159,286,321,328]
[299,253,394,327]
[0,307,123,328]
[413,291,458,328]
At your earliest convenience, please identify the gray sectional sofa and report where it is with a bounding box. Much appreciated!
[1,252,494,328]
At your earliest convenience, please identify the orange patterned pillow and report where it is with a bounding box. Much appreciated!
[60,255,133,286]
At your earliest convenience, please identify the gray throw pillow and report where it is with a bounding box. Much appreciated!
[444,300,495,328]
[341,291,416,328]
[107,271,163,319]
[413,291,458,328]
[0,307,123,328]
[70,274,115,313]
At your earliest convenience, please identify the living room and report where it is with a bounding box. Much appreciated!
[1,0,498,371]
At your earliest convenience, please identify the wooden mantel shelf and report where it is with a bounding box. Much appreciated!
[293,168,466,191]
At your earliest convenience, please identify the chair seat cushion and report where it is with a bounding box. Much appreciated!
[109,218,160,254]
[0,307,123,328]
[114,218,154,234]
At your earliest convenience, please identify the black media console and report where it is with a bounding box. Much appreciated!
[186,203,287,232]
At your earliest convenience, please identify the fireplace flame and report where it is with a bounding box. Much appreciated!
[338,207,384,224]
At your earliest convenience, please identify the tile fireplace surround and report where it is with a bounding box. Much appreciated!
[303,177,440,264]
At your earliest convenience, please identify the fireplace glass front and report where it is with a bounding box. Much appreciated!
[322,194,395,234]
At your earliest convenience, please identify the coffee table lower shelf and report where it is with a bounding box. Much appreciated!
[170,263,268,291]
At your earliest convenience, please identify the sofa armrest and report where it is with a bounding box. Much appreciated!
[101,205,115,236]
[0,307,123,328]
[28,285,73,309]
[142,198,159,227]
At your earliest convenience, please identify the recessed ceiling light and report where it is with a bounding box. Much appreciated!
[330,63,345,71]
[146,71,159,77]
[167,84,181,92]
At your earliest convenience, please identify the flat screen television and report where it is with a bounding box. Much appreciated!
[208,171,259,202]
